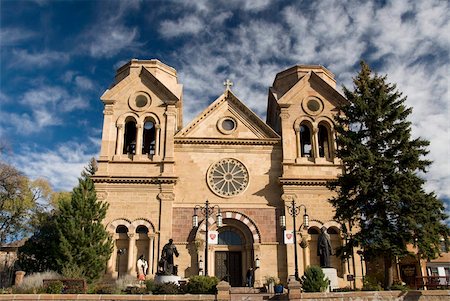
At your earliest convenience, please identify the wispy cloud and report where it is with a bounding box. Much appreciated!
[159,16,204,38]
[0,27,36,46]
[155,0,450,202]
[11,49,70,68]
[79,1,143,58]
[4,142,97,192]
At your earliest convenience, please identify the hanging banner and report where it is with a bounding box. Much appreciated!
[284,230,294,244]
[208,231,218,245]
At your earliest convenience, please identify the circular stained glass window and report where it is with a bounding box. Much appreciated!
[207,158,249,197]
[307,99,320,112]
[136,95,148,108]
[222,119,235,131]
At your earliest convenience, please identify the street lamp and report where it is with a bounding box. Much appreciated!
[356,250,365,282]
[192,200,222,276]
[280,200,309,280]
[117,248,126,279]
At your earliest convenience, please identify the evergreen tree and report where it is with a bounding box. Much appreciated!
[55,158,113,282]
[329,62,449,289]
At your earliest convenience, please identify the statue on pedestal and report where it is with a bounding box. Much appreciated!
[158,239,179,275]
[317,226,332,268]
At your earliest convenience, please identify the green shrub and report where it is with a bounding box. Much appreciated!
[301,266,329,292]
[127,286,147,294]
[362,275,383,291]
[90,283,120,294]
[152,282,180,295]
[145,279,156,293]
[45,280,64,294]
[185,275,219,294]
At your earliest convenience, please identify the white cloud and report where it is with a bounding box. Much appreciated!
[11,49,70,68]
[156,0,450,203]
[4,142,97,191]
[74,76,95,91]
[79,1,143,58]
[0,27,36,46]
[159,16,204,38]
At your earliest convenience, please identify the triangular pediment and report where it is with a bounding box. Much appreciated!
[101,62,181,105]
[176,90,280,142]
[275,71,346,108]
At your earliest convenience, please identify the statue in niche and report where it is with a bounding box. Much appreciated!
[317,226,332,268]
[158,239,179,275]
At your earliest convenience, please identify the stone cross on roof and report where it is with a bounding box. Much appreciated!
[223,79,233,91]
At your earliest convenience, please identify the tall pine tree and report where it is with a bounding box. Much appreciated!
[56,158,113,282]
[329,62,449,289]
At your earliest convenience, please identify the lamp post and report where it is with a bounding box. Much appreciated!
[356,250,365,283]
[117,248,126,279]
[280,199,309,280]
[192,200,222,276]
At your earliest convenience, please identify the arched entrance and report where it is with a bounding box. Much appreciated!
[195,212,260,287]
[214,217,257,286]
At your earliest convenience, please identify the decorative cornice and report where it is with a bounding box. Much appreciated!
[279,178,329,186]
[92,176,177,184]
[174,137,280,145]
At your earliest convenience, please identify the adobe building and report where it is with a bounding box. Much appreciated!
[91,59,362,287]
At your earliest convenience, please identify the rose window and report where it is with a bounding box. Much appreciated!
[207,158,249,197]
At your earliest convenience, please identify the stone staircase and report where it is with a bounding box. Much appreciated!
[229,287,287,301]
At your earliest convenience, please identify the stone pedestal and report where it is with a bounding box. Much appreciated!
[14,271,26,286]
[322,268,338,292]
[154,274,181,285]
[216,281,231,301]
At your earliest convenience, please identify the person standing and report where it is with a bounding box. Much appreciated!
[137,254,148,282]
[246,267,253,287]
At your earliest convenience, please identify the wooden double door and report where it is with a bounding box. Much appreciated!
[215,251,242,287]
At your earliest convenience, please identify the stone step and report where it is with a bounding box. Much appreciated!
[230,287,261,294]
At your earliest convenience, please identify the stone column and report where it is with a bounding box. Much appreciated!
[154,124,161,160]
[99,104,115,160]
[116,124,124,155]
[163,105,177,161]
[135,123,143,155]
[253,244,262,288]
[127,233,136,274]
[282,193,296,279]
[312,126,319,159]
[108,234,118,276]
[216,281,231,301]
[148,235,155,275]
[157,191,175,262]
[279,108,295,164]
[294,127,301,160]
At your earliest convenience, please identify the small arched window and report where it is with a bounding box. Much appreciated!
[218,230,242,245]
[327,227,339,235]
[136,225,149,234]
[142,119,156,155]
[318,124,331,158]
[307,227,320,235]
[300,123,313,157]
[116,225,129,233]
[123,118,137,154]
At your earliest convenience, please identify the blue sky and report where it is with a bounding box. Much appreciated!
[0,0,449,209]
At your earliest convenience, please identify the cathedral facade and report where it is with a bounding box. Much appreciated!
[93,59,360,287]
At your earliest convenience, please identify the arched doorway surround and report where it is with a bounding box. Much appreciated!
[107,218,156,278]
[193,211,261,287]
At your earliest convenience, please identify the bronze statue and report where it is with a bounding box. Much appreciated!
[317,226,332,268]
[158,239,179,275]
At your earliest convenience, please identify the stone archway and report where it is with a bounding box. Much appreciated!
[194,211,261,287]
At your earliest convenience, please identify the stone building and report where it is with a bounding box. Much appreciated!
[92,59,361,287]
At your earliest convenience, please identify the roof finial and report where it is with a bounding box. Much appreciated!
[223,79,233,91]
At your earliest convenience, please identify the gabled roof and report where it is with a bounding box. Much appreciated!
[275,71,346,107]
[100,59,181,105]
[176,89,280,141]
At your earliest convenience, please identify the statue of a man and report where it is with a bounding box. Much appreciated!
[160,239,179,275]
[317,226,332,268]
